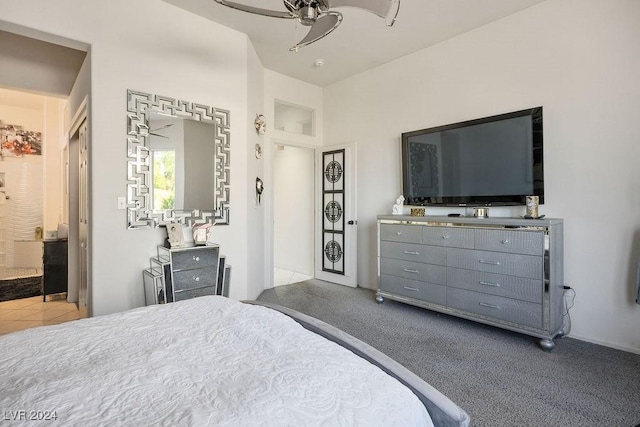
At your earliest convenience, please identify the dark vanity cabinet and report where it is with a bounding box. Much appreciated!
[43,239,68,301]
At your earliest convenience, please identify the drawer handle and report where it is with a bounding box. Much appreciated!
[478,260,501,266]
[501,239,509,244]
[192,276,200,282]
[403,250,420,255]
[403,286,419,292]
[193,256,200,262]
[441,235,449,240]
[479,302,500,309]
[403,268,419,274]
[396,231,403,236]
[479,281,501,288]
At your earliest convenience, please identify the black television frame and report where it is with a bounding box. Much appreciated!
[401,107,544,207]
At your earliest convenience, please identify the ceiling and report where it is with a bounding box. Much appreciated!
[162,0,546,87]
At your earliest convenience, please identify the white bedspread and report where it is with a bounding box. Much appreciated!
[0,296,432,426]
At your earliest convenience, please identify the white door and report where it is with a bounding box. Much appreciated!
[315,143,357,287]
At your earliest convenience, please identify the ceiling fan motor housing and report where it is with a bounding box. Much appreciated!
[299,6,317,25]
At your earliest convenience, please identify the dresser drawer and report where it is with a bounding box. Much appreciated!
[380,257,446,285]
[447,248,542,280]
[173,285,216,302]
[380,274,446,306]
[380,241,446,265]
[447,287,542,329]
[423,226,474,248]
[446,268,542,303]
[171,247,219,271]
[380,224,423,244]
[172,268,217,292]
[475,229,544,255]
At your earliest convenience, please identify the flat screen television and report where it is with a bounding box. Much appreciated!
[401,107,543,207]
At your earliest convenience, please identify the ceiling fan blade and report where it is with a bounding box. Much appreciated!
[290,12,342,51]
[150,123,174,132]
[214,0,295,19]
[327,0,400,25]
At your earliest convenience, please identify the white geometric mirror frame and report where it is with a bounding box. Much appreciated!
[126,89,231,229]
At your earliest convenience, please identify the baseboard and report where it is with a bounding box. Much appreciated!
[564,332,640,355]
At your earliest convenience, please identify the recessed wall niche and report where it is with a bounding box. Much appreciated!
[274,100,314,137]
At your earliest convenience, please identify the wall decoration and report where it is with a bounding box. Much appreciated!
[254,143,262,159]
[254,114,266,135]
[126,89,231,229]
[255,177,264,205]
[0,122,42,157]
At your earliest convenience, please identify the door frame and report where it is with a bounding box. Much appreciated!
[67,98,89,316]
[269,140,317,287]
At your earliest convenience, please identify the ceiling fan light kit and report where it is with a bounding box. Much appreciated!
[213,0,400,50]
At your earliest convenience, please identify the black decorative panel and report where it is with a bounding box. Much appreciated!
[322,149,345,274]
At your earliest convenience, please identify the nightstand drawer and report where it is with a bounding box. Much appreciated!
[380,224,423,244]
[380,241,446,265]
[447,248,542,280]
[423,226,474,248]
[380,274,446,306]
[174,286,217,302]
[447,268,542,303]
[475,229,544,256]
[447,287,542,329]
[172,247,219,271]
[380,257,446,285]
[172,268,217,292]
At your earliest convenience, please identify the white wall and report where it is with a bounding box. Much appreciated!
[0,0,253,315]
[324,0,640,352]
[245,40,266,300]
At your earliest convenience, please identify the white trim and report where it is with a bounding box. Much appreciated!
[566,333,640,355]
[68,96,88,138]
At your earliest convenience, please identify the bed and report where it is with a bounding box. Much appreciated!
[0,296,470,426]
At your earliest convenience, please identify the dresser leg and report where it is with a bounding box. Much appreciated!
[539,338,555,352]
[375,293,385,304]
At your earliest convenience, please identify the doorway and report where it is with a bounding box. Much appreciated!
[0,88,48,301]
[273,143,315,286]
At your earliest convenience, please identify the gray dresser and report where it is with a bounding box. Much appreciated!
[143,244,231,305]
[377,215,566,350]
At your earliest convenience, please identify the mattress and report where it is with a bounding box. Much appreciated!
[0,296,434,426]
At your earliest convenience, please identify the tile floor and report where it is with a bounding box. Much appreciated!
[0,296,80,336]
[274,267,313,287]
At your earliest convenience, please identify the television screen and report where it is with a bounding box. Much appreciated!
[401,107,543,206]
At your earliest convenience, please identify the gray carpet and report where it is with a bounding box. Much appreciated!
[257,279,640,427]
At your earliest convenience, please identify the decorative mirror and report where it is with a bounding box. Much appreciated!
[126,89,230,229]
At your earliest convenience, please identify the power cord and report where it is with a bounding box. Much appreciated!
[558,285,576,338]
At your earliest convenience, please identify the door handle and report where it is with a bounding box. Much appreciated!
[347,220,357,225]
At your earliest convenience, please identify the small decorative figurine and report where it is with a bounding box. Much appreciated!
[254,114,266,135]
[167,222,185,248]
[392,195,405,215]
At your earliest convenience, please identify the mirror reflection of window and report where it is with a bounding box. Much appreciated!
[152,149,176,210]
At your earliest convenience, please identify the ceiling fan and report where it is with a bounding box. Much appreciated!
[213,0,400,51]
[149,123,174,138]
